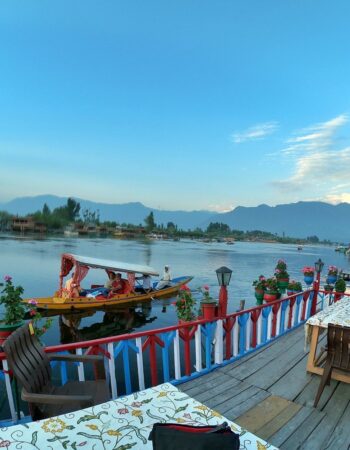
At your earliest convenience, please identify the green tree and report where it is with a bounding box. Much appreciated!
[67,198,80,221]
[144,212,156,231]
[42,203,51,216]
[0,211,12,231]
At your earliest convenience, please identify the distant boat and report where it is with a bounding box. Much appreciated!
[297,246,303,251]
[335,246,348,253]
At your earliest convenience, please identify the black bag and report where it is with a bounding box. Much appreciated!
[148,421,240,450]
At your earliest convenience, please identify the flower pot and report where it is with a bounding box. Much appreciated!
[0,321,24,346]
[254,289,264,305]
[334,292,344,302]
[304,275,314,286]
[327,275,337,284]
[264,292,278,302]
[201,302,217,321]
[277,278,289,291]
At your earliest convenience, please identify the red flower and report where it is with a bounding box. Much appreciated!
[30,309,36,316]
[180,285,190,291]
[0,441,11,448]
[203,285,209,290]
[118,408,129,414]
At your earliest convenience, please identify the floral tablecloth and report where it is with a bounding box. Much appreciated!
[0,382,277,449]
[305,296,350,346]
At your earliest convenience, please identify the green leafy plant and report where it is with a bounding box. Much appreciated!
[287,280,302,292]
[302,266,315,276]
[323,284,334,292]
[201,285,216,303]
[0,276,52,336]
[274,259,289,280]
[265,277,279,293]
[173,285,196,321]
[328,265,338,276]
[334,278,346,293]
[252,275,266,291]
[0,276,26,325]
[27,299,53,338]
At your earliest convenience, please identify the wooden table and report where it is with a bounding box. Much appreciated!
[305,296,350,383]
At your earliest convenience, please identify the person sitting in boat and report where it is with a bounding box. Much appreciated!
[135,274,153,293]
[108,273,133,297]
[155,265,172,290]
[65,272,84,297]
[105,271,116,289]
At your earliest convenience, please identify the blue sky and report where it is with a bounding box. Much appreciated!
[1,0,350,211]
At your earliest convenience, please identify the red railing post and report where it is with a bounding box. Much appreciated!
[223,316,236,359]
[311,271,321,316]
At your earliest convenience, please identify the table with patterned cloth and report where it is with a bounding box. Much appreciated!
[0,382,277,449]
[305,296,350,382]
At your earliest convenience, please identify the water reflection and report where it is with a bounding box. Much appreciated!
[58,303,157,344]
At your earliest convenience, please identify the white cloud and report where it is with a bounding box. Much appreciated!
[272,115,350,202]
[207,203,235,213]
[231,121,278,143]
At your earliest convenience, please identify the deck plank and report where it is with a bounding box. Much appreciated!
[268,405,319,448]
[268,353,312,401]
[280,409,326,450]
[188,377,241,403]
[299,382,350,449]
[254,400,302,440]
[323,399,350,449]
[224,327,305,380]
[224,389,271,420]
[202,380,255,409]
[176,324,350,449]
[234,395,295,434]
[242,337,308,390]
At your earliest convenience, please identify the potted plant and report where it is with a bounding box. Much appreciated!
[323,283,334,295]
[287,280,302,296]
[173,285,196,323]
[252,275,266,305]
[275,259,289,291]
[334,278,346,302]
[0,276,26,344]
[0,276,52,345]
[302,266,315,286]
[327,265,338,284]
[264,277,279,302]
[200,285,217,321]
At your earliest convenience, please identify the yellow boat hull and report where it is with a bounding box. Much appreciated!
[24,277,193,311]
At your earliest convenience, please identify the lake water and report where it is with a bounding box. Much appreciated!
[1,235,349,348]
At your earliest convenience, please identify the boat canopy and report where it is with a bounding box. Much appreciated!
[59,253,159,295]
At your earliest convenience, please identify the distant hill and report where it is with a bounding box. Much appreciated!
[210,201,350,242]
[0,195,218,230]
[1,196,349,241]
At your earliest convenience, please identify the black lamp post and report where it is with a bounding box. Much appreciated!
[216,266,232,317]
[314,258,324,275]
[311,258,324,315]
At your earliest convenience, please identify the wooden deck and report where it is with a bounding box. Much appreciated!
[179,325,350,449]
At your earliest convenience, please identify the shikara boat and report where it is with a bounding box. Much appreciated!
[23,253,193,311]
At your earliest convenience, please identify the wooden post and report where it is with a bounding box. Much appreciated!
[239,300,246,311]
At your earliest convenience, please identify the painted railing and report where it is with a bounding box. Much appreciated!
[0,288,348,423]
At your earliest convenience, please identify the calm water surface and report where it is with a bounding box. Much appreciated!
[1,235,349,348]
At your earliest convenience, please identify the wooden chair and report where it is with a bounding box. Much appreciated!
[314,323,350,407]
[3,323,110,420]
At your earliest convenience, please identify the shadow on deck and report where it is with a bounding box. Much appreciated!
[179,325,350,450]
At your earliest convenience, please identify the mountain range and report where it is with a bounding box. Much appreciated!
[1,195,349,242]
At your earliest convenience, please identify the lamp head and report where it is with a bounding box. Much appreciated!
[215,266,232,286]
[314,258,324,273]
